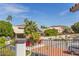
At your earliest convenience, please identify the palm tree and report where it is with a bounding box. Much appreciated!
[24,21,37,34]
[6,15,12,23]
[24,18,41,46]
[24,18,38,37]
[24,18,37,35]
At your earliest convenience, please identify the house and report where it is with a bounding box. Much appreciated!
[48,26,65,33]
[13,25,26,56]
[13,24,44,38]
[13,25,25,38]
[41,26,65,34]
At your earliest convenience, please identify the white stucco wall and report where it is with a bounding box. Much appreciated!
[16,43,26,56]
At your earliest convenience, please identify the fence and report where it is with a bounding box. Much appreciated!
[30,39,79,56]
[0,43,16,56]
[1,39,79,56]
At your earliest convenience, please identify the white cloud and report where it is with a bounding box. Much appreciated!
[0,3,31,21]
[0,4,30,14]
[14,15,28,19]
[4,7,25,13]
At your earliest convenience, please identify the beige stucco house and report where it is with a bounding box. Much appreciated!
[42,26,65,34]
[48,26,65,33]
[13,25,25,38]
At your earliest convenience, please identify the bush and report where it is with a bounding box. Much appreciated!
[0,37,6,47]
[44,29,58,36]
[10,38,15,46]
[0,20,14,37]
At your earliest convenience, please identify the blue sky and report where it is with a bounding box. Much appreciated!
[0,3,79,26]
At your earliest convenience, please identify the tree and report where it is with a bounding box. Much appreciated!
[71,22,79,33]
[24,19,40,45]
[24,19,38,35]
[44,29,58,36]
[6,15,12,23]
[0,20,14,37]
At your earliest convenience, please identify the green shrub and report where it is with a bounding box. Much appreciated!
[10,38,15,46]
[44,29,58,36]
[0,20,14,37]
[0,37,6,47]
